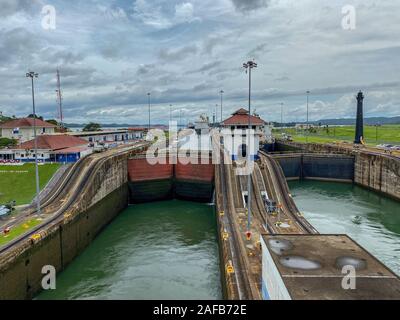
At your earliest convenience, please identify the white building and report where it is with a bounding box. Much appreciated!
[64,128,146,146]
[221,108,268,160]
[0,118,56,142]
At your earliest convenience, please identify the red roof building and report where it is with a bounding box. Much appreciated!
[0,118,56,143]
[222,108,266,127]
[0,118,56,129]
[14,135,88,150]
[1,135,92,163]
[221,108,268,160]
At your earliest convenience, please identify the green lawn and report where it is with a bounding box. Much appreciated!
[0,163,61,205]
[0,218,42,246]
[274,125,400,145]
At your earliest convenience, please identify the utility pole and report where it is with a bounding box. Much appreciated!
[147,92,151,131]
[243,60,257,239]
[306,90,310,143]
[56,69,63,130]
[26,71,41,217]
[220,90,224,124]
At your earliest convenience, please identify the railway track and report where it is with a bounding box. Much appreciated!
[259,150,318,234]
[211,132,258,299]
[0,142,149,256]
[219,155,252,300]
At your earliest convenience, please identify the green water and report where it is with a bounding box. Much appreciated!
[288,180,400,275]
[37,200,222,300]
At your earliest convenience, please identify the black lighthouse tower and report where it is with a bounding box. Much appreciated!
[354,91,364,144]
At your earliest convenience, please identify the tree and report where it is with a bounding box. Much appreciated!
[83,122,101,132]
[46,119,59,126]
[0,138,17,148]
[0,114,12,123]
[27,114,44,120]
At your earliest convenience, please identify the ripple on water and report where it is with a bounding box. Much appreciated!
[288,180,400,276]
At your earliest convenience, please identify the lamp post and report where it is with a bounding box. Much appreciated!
[26,71,41,216]
[306,90,310,143]
[219,90,224,124]
[243,60,257,238]
[280,102,284,133]
[169,104,172,123]
[147,92,151,131]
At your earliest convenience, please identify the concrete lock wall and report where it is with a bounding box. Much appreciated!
[354,152,400,200]
[276,141,400,201]
[128,155,215,203]
[274,154,355,182]
[0,153,130,300]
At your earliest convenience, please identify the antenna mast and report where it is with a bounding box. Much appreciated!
[56,69,63,129]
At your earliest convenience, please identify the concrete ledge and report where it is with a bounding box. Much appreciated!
[0,184,128,300]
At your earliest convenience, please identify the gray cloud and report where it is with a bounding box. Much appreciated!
[0,0,37,17]
[274,76,290,82]
[189,61,222,74]
[158,44,198,61]
[0,28,42,63]
[230,0,270,12]
[136,63,157,76]
[247,43,269,59]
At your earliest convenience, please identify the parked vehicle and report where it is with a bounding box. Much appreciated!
[377,144,396,150]
[0,205,10,218]
[93,145,106,153]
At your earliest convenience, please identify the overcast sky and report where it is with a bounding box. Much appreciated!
[0,0,399,125]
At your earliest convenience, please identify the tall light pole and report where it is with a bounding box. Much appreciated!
[147,92,151,131]
[215,104,219,129]
[243,60,257,238]
[219,90,224,124]
[169,104,172,123]
[306,90,310,143]
[56,69,63,130]
[280,102,284,133]
[26,71,41,216]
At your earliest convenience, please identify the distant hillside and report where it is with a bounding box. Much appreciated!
[64,123,134,128]
[314,116,400,126]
